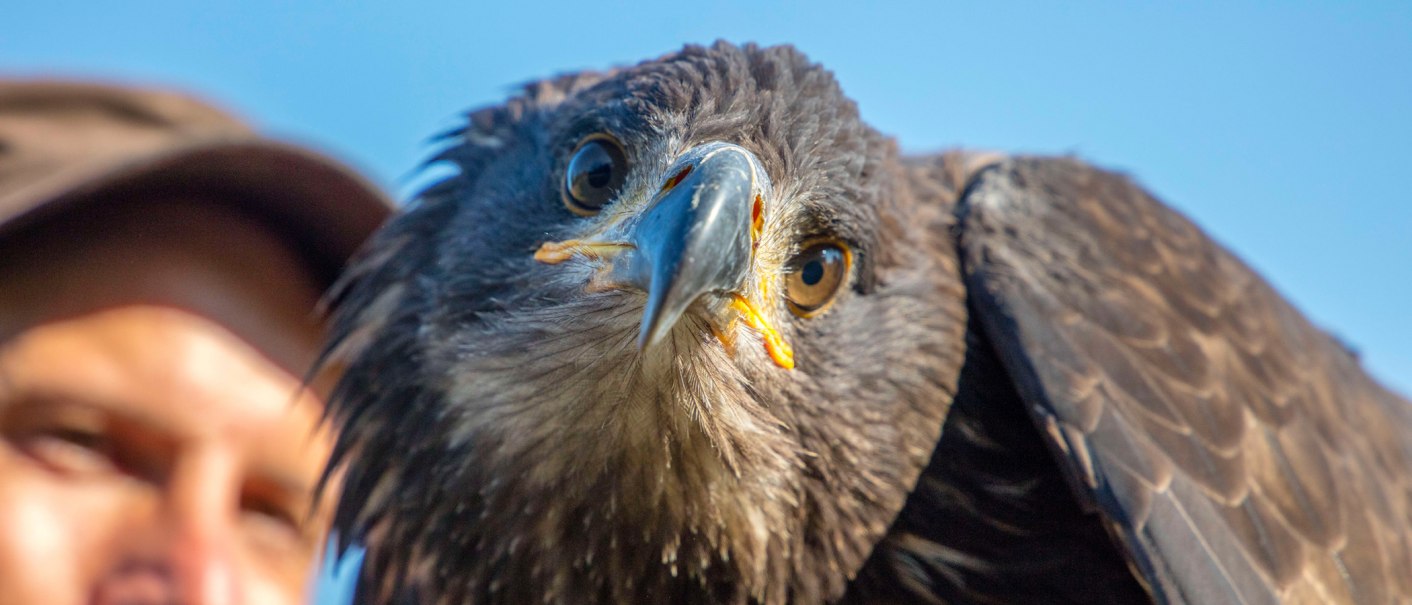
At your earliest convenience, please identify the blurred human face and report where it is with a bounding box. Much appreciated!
[0,197,336,605]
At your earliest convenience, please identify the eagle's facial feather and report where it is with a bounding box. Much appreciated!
[323,42,971,604]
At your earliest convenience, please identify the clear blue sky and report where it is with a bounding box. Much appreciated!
[5,2,1410,601]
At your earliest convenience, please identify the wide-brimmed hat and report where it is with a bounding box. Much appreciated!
[0,80,394,283]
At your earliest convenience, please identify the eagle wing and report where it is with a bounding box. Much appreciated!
[958,157,1412,604]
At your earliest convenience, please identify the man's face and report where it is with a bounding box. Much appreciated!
[0,197,336,605]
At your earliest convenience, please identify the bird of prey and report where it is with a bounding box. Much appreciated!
[319,42,1412,604]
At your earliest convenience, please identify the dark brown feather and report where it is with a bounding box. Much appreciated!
[957,157,1412,604]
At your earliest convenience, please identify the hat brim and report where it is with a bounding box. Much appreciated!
[0,136,395,284]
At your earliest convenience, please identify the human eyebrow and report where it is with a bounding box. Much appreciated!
[0,388,174,433]
[250,466,316,505]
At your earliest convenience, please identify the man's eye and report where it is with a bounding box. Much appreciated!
[240,492,310,550]
[16,426,118,476]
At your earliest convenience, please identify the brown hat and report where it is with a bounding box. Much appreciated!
[0,80,394,283]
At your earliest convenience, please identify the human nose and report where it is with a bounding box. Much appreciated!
[93,451,245,605]
[166,452,243,605]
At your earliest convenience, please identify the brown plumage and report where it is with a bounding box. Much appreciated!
[319,42,1412,604]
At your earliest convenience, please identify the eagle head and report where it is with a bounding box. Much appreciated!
[323,41,970,605]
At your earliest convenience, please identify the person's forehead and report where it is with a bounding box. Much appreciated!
[0,305,330,452]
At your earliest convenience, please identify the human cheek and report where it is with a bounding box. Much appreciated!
[230,507,325,605]
[0,451,137,605]
[237,569,309,605]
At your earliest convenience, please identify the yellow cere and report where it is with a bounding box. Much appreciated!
[728,293,795,370]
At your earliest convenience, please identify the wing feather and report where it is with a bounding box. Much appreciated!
[959,157,1412,604]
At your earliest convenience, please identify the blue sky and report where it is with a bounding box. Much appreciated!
[5,2,1410,601]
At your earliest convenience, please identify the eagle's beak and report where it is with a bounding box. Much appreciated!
[622,142,763,349]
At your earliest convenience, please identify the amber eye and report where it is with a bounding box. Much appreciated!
[785,240,851,317]
[563,134,628,215]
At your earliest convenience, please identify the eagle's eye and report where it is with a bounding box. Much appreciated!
[785,240,851,317]
[563,134,628,215]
